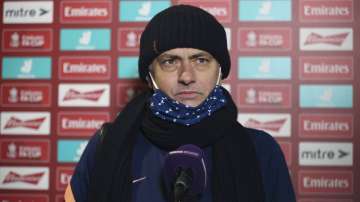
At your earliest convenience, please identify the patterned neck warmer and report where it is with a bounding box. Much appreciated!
[149,85,227,126]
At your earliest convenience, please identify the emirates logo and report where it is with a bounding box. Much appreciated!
[304,32,349,46]
[3,171,44,185]
[4,117,46,130]
[245,118,287,132]
[63,89,104,101]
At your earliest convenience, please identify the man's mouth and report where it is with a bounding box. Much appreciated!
[175,91,199,99]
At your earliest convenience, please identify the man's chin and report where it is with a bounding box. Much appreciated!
[176,98,204,107]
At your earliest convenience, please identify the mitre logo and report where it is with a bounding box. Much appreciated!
[3,1,53,24]
[299,142,353,166]
[4,117,46,130]
[304,32,349,46]
[3,171,44,185]
[63,89,105,101]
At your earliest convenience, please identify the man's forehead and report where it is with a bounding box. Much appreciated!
[158,48,212,58]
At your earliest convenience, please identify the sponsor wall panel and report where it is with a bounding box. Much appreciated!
[0,166,49,190]
[55,167,74,191]
[60,1,113,24]
[1,83,52,107]
[298,170,354,195]
[0,138,51,163]
[299,0,354,23]
[57,111,110,136]
[3,1,54,24]
[2,28,53,52]
[299,56,354,81]
[299,142,353,166]
[1,56,52,80]
[299,28,353,51]
[0,112,51,136]
[58,56,111,80]
[176,0,232,23]
[0,0,359,201]
[0,194,49,202]
[238,0,292,22]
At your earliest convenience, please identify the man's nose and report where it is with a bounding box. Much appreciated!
[178,61,195,85]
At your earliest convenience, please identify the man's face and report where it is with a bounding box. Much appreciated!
[150,48,221,107]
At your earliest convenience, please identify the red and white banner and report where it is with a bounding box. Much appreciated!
[60,1,112,23]
[300,28,353,51]
[299,114,353,139]
[57,111,110,136]
[0,167,49,190]
[118,28,143,52]
[0,194,49,202]
[238,113,291,137]
[0,112,51,135]
[177,0,232,23]
[1,83,51,107]
[299,57,353,80]
[2,29,52,52]
[59,56,111,80]
[298,170,353,194]
[238,28,291,51]
[58,84,110,107]
[300,0,353,22]
[237,84,291,108]
[0,139,50,163]
[56,167,74,191]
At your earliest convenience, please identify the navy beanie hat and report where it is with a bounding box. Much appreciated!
[138,4,231,82]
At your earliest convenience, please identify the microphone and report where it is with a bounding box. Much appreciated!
[163,144,208,202]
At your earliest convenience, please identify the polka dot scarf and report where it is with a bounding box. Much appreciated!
[149,85,226,126]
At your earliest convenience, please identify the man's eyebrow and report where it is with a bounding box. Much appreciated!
[158,52,212,60]
[157,54,181,60]
[188,52,212,60]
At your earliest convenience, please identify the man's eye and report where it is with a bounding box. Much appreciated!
[161,59,176,65]
[196,57,209,64]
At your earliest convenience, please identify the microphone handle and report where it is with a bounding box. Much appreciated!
[174,168,193,202]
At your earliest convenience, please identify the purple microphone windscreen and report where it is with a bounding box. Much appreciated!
[163,144,208,197]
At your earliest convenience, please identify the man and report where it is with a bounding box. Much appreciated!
[65,5,295,202]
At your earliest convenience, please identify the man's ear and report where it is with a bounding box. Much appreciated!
[146,74,153,89]
[216,66,222,85]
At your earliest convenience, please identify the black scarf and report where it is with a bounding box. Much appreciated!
[89,90,265,202]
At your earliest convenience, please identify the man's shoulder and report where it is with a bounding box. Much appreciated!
[244,127,282,155]
[245,127,277,144]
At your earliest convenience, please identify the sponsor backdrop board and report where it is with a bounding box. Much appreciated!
[0,0,359,201]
